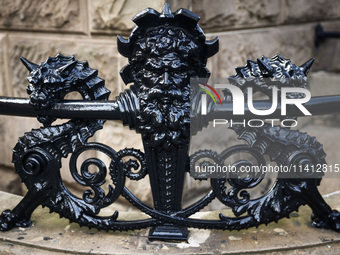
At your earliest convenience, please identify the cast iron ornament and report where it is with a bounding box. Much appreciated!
[0,4,340,241]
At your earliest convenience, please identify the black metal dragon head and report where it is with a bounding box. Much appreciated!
[21,54,110,126]
[21,54,110,111]
[227,54,315,100]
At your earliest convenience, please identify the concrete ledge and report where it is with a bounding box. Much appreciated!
[0,191,340,254]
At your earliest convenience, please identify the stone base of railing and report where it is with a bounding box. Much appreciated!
[0,190,340,254]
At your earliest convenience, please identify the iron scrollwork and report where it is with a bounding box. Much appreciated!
[0,3,340,241]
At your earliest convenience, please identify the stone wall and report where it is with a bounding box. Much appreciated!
[0,1,339,204]
[169,0,340,75]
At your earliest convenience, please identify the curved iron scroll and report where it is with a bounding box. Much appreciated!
[1,3,340,242]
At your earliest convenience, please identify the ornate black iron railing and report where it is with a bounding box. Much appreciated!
[315,23,340,47]
[0,4,340,242]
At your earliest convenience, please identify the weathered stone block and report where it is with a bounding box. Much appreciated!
[282,0,340,24]
[309,72,340,97]
[192,0,281,32]
[117,51,130,93]
[0,116,41,167]
[7,35,121,98]
[0,34,11,97]
[95,121,143,152]
[2,190,340,254]
[90,0,164,34]
[0,0,88,34]
[0,166,22,195]
[208,25,314,78]
[301,124,340,195]
[166,0,191,11]
[313,22,340,72]
[296,72,340,129]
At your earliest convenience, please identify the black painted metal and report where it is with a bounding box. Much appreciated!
[0,96,340,120]
[0,4,340,242]
[315,23,340,47]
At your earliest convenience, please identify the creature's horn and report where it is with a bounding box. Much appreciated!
[20,57,38,72]
[300,58,315,76]
[57,61,78,75]
[160,3,173,18]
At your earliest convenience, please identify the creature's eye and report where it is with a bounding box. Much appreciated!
[40,67,48,73]
[142,70,154,79]
[172,71,187,78]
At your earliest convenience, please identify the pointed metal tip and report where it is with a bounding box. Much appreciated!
[163,3,171,14]
[160,3,173,18]
[57,60,78,75]
[300,58,315,76]
[20,57,38,72]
